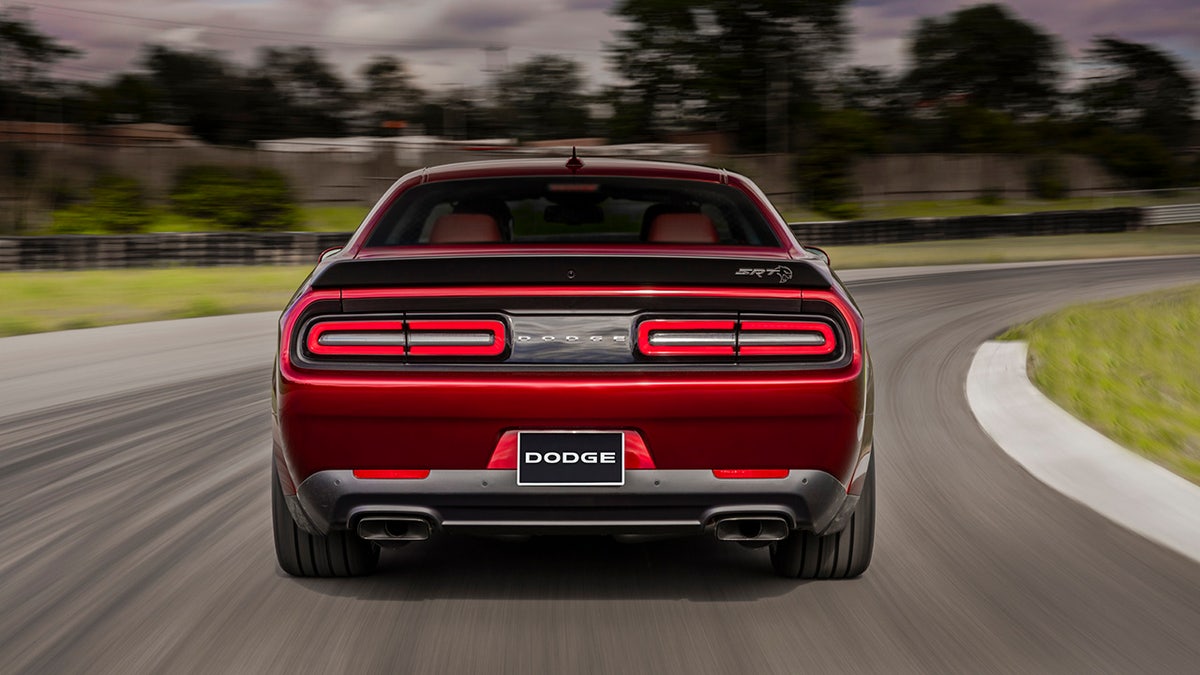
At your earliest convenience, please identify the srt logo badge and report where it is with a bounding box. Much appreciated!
[735,265,793,284]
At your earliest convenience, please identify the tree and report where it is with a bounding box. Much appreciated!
[0,7,80,119]
[252,47,351,137]
[608,0,849,152]
[142,45,248,144]
[904,4,1061,116]
[359,55,425,133]
[1080,37,1196,147]
[494,55,591,141]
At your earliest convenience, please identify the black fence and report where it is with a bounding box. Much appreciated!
[0,232,352,271]
[0,207,1145,271]
[787,208,1141,246]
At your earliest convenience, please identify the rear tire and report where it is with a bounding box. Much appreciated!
[272,465,379,577]
[770,457,875,579]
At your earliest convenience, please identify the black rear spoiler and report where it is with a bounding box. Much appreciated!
[311,255,833,290]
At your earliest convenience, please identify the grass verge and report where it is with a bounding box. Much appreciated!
[43,205,367,234]
[781,191,1200,221]
[0,266,312,337]
[1002,285,1200,485]
[826,225,1200,269]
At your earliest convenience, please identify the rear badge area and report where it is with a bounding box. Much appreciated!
[517,431,625,486]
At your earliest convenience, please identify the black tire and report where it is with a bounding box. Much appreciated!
[272,465,379,577]
[770,456,875,579]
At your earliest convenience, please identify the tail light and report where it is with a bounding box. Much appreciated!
[713,469,790,479]
[304,317,506,360]
[637,318,839,359]
[307,320,406,357]
[637,319,735,356]
[738,320,836,357]
[407,319,506,357]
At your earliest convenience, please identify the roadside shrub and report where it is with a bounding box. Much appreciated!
[52,173,153,234]
[1027,155,1069,200]
[975,187,1004,205]
[170,165,299,231]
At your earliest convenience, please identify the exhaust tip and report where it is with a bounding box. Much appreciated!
[714,517,789,542]
[357,517,432,541]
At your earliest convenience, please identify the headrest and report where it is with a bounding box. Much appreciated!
[646,212,719,243]
[429,213,502,244]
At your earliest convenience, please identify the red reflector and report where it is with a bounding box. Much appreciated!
[712,469,790,479]
[353,469,431,479]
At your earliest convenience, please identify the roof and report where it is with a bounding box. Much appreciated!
[419,156,730,184]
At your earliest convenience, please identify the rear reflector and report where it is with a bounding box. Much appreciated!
[353,469,431,479]
[712,469,790,479]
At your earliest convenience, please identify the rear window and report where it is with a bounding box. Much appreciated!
[364,177,780,247]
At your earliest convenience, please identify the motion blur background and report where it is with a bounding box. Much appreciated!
[0,0,1196,234]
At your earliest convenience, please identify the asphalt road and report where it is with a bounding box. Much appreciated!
[1,257,1198,674]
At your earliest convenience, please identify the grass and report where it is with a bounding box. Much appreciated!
[825,224,1200,269]
[0,266,312,337]
[781,190,1200,222]
[1001,285,1200,485]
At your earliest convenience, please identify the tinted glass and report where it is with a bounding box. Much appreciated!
[364,177,780,247]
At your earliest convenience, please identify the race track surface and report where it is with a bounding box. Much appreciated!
[2,257,1198,674]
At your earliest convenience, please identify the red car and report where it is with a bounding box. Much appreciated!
[272,155,874,579]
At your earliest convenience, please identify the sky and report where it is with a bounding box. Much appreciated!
[10,0,1199,91]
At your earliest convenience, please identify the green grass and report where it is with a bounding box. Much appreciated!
[43,205,367,234]
[782,191,1200,222]
[1001,285,1200,485]
[0,266,312,337]
[826,225,1200,269]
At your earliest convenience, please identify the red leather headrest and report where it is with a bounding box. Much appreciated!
[429,213,502,244]
[647,213,718,243]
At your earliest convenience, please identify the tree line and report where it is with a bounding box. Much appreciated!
[2,2,1197,212]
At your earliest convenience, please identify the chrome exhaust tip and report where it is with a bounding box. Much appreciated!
[713,517,789,542]
[357,517,432,541]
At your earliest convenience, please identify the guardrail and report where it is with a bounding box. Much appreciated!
[1142,204,1200,226]
[788,208,1141,247]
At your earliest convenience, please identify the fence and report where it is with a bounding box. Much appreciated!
[0,232,351,271]
[787,208,1142,247]
[0,206,1166,271]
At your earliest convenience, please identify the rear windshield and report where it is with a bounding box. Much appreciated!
[364,177,780,247]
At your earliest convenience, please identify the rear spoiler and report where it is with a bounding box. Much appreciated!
[311,255,833,290]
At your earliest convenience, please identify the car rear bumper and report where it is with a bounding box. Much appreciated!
[293,468,856,537]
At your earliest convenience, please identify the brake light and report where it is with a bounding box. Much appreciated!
[637,319,736,356]
[712,469,790,479]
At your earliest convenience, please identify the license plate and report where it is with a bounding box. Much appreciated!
[517,431,625,486]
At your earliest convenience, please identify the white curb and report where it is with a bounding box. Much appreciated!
[967,341,1200,564]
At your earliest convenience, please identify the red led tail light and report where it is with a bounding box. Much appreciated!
[406,319,507,357]
[306,320,407,357]
[738,320,836,357]
[637,319,736,356]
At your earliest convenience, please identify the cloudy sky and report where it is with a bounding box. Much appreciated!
[14,0,1200,90]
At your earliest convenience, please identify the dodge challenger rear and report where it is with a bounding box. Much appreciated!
[272,156,874,579]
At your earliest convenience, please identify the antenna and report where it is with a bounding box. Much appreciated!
[566,146,583,173]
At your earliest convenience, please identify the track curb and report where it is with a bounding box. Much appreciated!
[967,340,1200,564]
